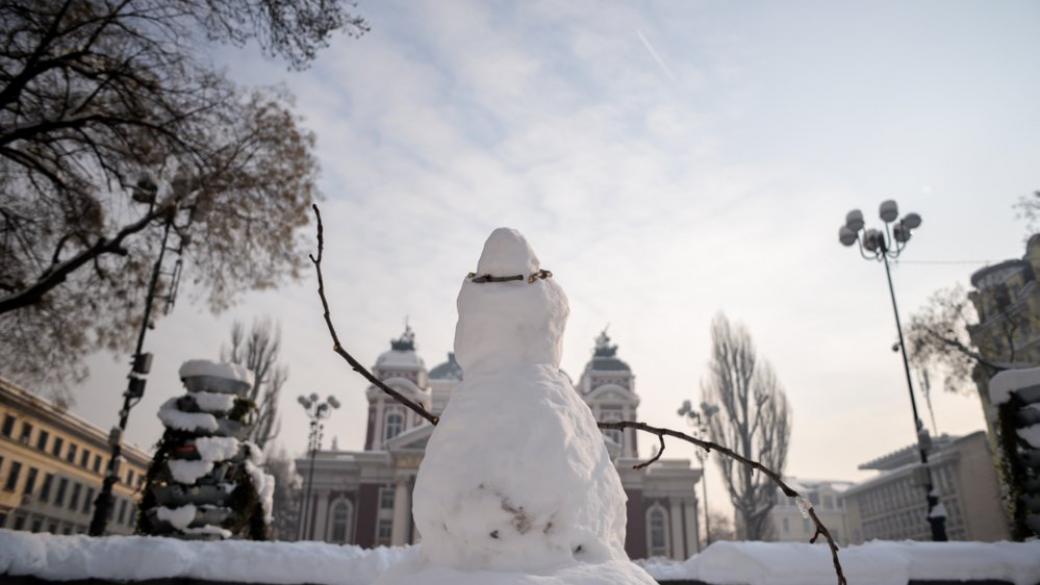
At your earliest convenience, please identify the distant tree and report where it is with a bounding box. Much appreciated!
[223,318,286,449]
[1013,190,1040,239]
[705,510,736,544]
[0,0,367,390]
[906,284,1014,397]
[263,446,301,540]
[702,313,791,541]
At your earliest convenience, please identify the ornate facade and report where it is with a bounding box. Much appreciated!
[296,328,703,560]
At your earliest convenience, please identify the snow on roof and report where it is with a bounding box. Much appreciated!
[376,349,425,370]
[989,366,1040,405]
[178,360,253,385]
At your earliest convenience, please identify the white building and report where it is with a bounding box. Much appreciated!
[296,328,703,560]
[768,479,853,545]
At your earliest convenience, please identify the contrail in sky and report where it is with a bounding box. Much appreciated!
[636,28,677,83]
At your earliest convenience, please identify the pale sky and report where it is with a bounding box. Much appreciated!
[71,1,1040,517]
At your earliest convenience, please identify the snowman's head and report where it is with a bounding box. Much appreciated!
[454,228,569,374]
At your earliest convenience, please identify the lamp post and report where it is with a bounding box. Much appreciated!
[296,393,340,540]
[89,173,191,536]
[837,200,947,541]
[679,400,719,549]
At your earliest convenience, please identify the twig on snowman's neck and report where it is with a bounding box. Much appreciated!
[599,420,846,585]
[308,204,439,426]
[308,207,844,585]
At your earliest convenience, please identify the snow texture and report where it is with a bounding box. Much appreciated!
[245,459,276,523]
[156,505,197,531]
[167,459,214,484]
[928,502,948,519]
[407,228,633,580]
[157,398,218,433]
[194,436,240,462]
[2,533,1039,585]
[192,391,236,413]
[179,359,253,385]
[989,366,1040,405]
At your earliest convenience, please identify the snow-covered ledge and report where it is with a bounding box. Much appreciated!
[2,530,1039,585]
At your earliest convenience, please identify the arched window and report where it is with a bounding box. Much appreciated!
[646,505,669,558]
[329,500,353,543]
[599,406,624,446]
[384,411,404,441]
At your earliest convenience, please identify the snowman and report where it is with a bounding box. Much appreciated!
[381,228,656,585]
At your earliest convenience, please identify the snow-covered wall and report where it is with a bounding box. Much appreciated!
[1,530,1039,585]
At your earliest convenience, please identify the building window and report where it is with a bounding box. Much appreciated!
[375,518,393,546]
[83,488,95,514]
[55,477,68,506]
[118,498,128,524]
[647,506,669,557]
[31,517,42,533]
[51,437,64,458]
[384,411,404,441]
[4,461,22,492]
[13,514,26,530]
[80,449,90,468]
[809,492,820,506]
[36,430,49,451]
[128,506,137,527]
[782,517,790,533]
[69,483,81,511]
[66,443,77,463]
[23,467,38,496]
[379,486,395,511]
[19,421,33,444]
[127,469,135,486]
[330,500,353,543]
[1,414,14,437]
[823,495,833,509]
[93,454,102,474]
[40,473,53,502]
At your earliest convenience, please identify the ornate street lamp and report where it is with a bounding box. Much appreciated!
[837,200,947,541]
[296,393,340,540]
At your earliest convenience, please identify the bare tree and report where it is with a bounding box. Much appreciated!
[906,284,1014,397]
[701,313,791,541]
[0,0,367,389]
[1013,191,1040,239]
[223,318,286,449]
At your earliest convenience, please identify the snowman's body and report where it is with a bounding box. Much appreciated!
[409,228,639,578]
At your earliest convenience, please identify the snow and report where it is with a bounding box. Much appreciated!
[245,459,276,523]
[157,397,218,433]
[167,459,214,484]
[192,391,236,412]
[406,228,636,583]
[183,525,233,538]
[156,505,197,531]
[989,366,1040,404]
[194,436,240,462]
[178,359,254,385]
[1018,423,1040,448]
[640,541,1040,585]
[928,502,948,519]
[2,533,1038,585]
[0,530,412,585]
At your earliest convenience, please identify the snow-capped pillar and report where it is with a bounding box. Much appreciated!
[684,500,698,555]
[669,499,685,560]
[390,477,411,546]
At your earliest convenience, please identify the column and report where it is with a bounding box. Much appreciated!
[684,500,698,555]
[312,489,330,541]
[390,477,411,546]
[670,498,685,560]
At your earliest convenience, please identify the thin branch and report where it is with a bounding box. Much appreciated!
[307,204,845,585]
[308,204,439,426]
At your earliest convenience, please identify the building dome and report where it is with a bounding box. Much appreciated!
[375,324,426,371]
[588,330,630,372]
[429,352,463,381]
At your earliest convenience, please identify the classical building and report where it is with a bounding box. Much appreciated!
[0,377,151,534]
[297,328,703,560]
[767,479,853,546]
[842,431,1009,543]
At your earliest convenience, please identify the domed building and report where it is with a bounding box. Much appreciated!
[296,327,702,560]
